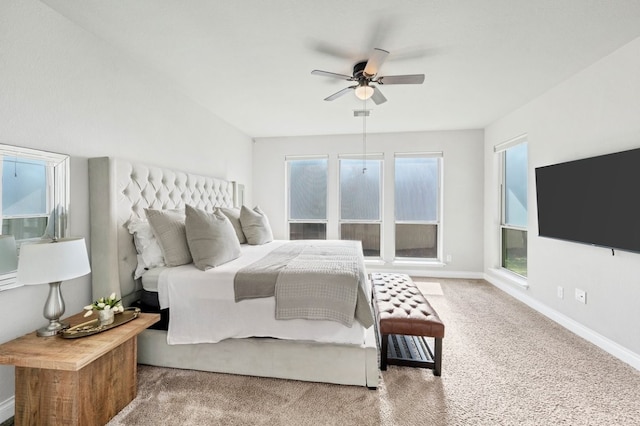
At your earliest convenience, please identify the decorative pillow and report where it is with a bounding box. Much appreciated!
[185,205,242,270]
[127,218,165,279]
[220,207,247,244]
[145,208,192,267]
[240,205,274,245]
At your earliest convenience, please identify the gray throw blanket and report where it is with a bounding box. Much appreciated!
[234,241,373,328]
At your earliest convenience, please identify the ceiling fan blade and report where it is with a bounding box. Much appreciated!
[311,70,354,80]
[324,86,356,101]
[363,48,389,77]
[371,87,387,105]
[377,74,425,85]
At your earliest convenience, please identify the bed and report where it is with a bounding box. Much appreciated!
[88,157,379,388]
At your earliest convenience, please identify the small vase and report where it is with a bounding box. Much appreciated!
[98,309,114,325]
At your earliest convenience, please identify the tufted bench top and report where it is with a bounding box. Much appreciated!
[371,273,445,338]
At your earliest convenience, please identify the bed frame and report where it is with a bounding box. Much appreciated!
[88,157,379,388]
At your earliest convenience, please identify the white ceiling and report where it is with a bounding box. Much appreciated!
[42,0,640,138]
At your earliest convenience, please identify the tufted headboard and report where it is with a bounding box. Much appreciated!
[88,157,238,306]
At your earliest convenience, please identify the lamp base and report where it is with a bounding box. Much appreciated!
[36,320,70,337]
[36,280,68,337]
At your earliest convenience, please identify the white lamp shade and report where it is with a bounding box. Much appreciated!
[0,235,18,273]
[354,85,374,100]
[17,238,91,285]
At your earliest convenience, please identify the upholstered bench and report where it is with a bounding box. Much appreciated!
[371,273,445,376]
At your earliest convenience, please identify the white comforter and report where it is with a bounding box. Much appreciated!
[156,240,368,345]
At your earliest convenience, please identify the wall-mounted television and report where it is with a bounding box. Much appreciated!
[535,147,640,254]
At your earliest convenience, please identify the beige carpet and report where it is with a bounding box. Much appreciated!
[108,278,640,426]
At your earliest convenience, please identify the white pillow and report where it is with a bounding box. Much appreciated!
[240,205,274,245]
[185,205,242,270]
[127,218,165,279]
[220,207,247,244]
[145,208,192,266]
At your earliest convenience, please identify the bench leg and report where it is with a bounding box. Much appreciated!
[380,334,388,371]
[433,337,442,376]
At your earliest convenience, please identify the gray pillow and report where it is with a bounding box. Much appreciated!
[145,208,192,266]
[220,207,247,244]
[185,205,242,270]
[240,205,273,245]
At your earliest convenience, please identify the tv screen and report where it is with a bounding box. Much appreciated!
[535,147,640,253]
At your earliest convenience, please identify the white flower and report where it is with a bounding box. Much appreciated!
[103,305,111,311]
[83,305,94,311]
[97,302,106,308]
[83,310,93,317]
[109,292,116,300]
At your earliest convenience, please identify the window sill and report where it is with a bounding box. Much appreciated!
[393,259,445,268]
[364,259,446,268]
[488,267,528,289]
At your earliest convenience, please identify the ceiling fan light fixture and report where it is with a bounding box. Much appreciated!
[354,85,374,100]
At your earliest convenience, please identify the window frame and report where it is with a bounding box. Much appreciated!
[496,136,528,278]
[285,155,329,240]
[338,153,384,258]
[393,152,443,261]
[0,144,69,291]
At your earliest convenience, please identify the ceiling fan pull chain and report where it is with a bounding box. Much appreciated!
[362,98,367,174]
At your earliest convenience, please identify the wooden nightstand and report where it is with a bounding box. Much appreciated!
[0,311,159,426]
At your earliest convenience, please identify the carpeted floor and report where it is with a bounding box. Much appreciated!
[107,278,640,425]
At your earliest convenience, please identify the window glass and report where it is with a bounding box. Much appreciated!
[395,223,438,258]
[288,159,327,220]
[2,158,48,216]
[504,143,528,227]
[395,157,438,221]
[340,159,381,221]
[394,155,440,260]
[290,223,327,240]
[341,223,380,257]
[287,157,328,240]
[501,141,528,277]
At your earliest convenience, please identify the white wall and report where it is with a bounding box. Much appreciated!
[253,130,484,276]
[484,36,640,367]
[0,1,253,420]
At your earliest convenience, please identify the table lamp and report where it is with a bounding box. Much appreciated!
[17,238,91,337]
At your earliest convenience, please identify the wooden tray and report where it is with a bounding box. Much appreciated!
[60,308,141,339]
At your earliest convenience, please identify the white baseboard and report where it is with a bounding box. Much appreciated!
[0,396,14,423]
[485,272,640,372]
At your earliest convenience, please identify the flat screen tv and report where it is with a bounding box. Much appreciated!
[535,147,640,254]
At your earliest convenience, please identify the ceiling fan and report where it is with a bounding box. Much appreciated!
[311,48,425,105]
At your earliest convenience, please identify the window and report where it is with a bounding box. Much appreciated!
[499,139,528,277]
[394,154,441,259]
[286,157,327,240]
[2,157,49,241]
[339,155,382,257]
[0,144,69,291]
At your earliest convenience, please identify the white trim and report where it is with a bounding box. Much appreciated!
[488,267,528,288]
[394,151,443,158]
[0,272,20,292]
[0,396,14,423]
[284,154,329,161]
[484,272,640,372]
[367,264,484,279]
[493,133,528,153]
[338,152,384,160]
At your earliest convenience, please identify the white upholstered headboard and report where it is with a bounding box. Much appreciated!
[88,157,237,306]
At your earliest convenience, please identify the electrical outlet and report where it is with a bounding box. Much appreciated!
[557,286,564,299]
[446,254,452,263]
[575,288,587,304]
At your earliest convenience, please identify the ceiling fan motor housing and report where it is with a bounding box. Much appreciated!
[353,61,370,80]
